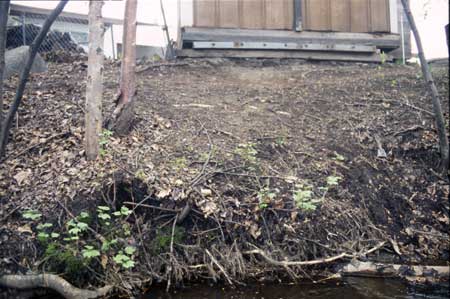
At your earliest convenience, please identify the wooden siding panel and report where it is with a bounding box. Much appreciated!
[370,0,390,32]
[218,0,239,28]
[304,0,331,31]
[331,0,351,32]
[350,0,370,32]
[194,0,217,27]
[240,0,265,29]
[193,0,390,32]
[265,0,293,30]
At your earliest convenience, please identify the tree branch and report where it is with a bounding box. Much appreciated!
[0,274,112,299]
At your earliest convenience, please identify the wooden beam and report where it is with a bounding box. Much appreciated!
[177,49,390,63]
[182,27,401,49]
[192,41,376,52]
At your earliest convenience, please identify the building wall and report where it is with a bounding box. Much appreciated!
[191,0,392,33]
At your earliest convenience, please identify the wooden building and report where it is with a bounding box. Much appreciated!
[177,0,411,62]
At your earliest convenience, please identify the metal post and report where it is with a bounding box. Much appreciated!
[21,12,26,45]
[400,11,405,64]
[294,0,302,31]
[160,0,175,60]
[110,25,116,59]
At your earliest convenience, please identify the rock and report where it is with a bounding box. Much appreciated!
[4,46,47,79]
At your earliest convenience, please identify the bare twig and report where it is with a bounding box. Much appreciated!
[123,201,180,213]
[205,249,233,285]
[166,214,178,292]
[135,62,188,74]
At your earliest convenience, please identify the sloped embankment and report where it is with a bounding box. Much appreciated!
[0,58,448,296]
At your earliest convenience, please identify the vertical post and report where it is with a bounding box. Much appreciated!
[400,11,405,64]
[21,12,26,45]
[110,25,116,59]
[445,24,449,57]
[160,0,175,60]
[294,0,302,31]
[0,0,11,128]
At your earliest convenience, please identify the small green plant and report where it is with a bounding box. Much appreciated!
[22,210,42,220]
[333,152,345,162]
[153,226,185,253]
[390,79,397,87]
[171,156,188,171]
[99,129,113,157]
[293,175,342,212]
[235,142,258,164]
[275,136,286,146]
[257,187,278,209]
[23,204,138,273]
[97,205,111,225]
[326,175,342,186]
[293,184,320,211]
[113,206,132,217]
[82,245,100,259]
[36,223,57,242]
[135,169,147,181]
[380,51,388,64]
[113,251,135,269]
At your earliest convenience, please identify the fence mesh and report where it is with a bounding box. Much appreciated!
[7,4,168,61]
[7,9,90,55]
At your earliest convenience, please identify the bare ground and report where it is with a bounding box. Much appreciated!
[0,57,448,294]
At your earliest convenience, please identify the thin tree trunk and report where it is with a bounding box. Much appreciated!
[0,0,68,157]
[0,0,11,131]
[110,0,137,135]
[85,0,105,160]
[400,0,449,172]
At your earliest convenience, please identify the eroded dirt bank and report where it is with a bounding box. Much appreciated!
[0,58,448,296]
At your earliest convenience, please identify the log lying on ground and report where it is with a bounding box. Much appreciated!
[341,261,449,280]
[0,274,112,299]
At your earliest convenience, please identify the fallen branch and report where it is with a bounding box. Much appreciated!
[0,274,112,299]
[341,261,449,279]
[135,62,188,73]
[244,241,386,267]
[392,125,424,137]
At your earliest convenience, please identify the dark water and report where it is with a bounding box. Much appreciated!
[143,277,450,299]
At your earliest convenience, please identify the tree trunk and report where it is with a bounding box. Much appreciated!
[0,0,11,130]
[400,0,449,172]
[0,0,68,158]
[85,0,105,160]
[110,0,137,135]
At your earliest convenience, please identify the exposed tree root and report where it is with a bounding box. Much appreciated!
[244,241,386,267]
[0,274,112,299]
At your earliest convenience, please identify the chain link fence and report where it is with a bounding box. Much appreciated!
[7,7,90,55]
[6,4,168,62]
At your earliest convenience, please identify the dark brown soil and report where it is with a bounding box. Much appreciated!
[0,58,448,294]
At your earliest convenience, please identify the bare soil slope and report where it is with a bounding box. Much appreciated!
[0,58,448,291]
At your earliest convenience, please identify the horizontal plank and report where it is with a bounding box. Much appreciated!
[182,27,401,49]
[177,49,392,63]
[192,41,377,53]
